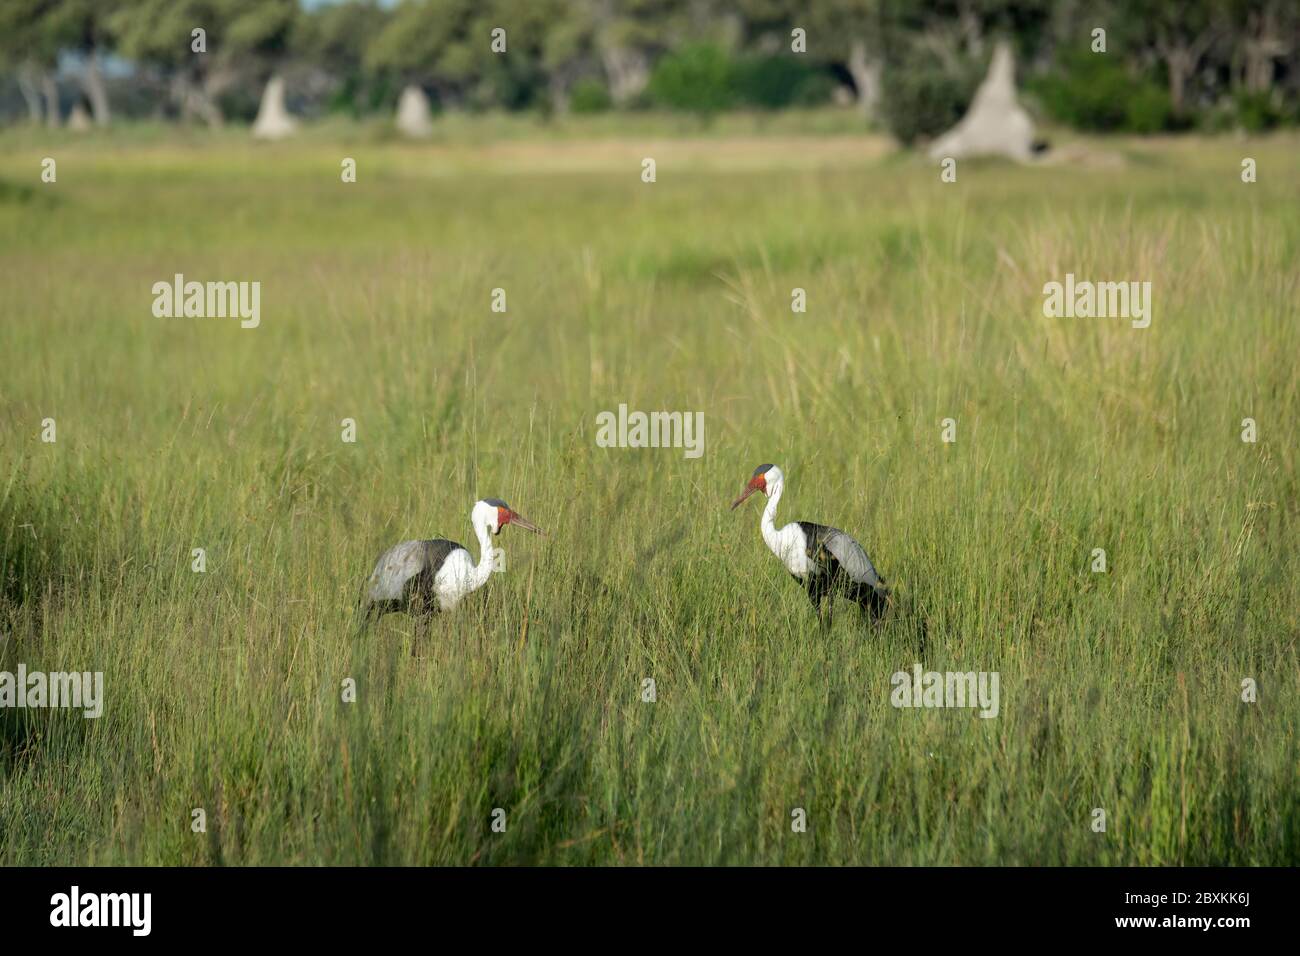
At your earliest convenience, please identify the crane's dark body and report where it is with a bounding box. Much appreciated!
[794,520,889,621]
[359,537,463,621]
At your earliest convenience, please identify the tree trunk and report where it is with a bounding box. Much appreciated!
[548,71,571,116]
[430,80,463,112]
[958,4,984,58]
[171,74,190,121]
[600,47,648,105]
[1156,24,1220,118]
[919,29,965,77]
[17,65,43,123]
[1243,11,1288,94]
[42,73,60,128]
[1163,46,1194,116]
[194,88,224,126]
[200,65,234,126]
[174,72,223,126]
[81,50,111,126]
[846,39,882,121]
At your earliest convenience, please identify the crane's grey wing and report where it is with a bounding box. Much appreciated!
[824,530,885,590]
[365,539,462,603]
[800,522,886,591]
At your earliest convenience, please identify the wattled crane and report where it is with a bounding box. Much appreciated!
[358,498,543,624]
[731,464,888,624]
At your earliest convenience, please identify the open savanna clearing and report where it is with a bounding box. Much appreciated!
[0,129,1296,864]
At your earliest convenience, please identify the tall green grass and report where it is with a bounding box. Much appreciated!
[0,128,1296,864]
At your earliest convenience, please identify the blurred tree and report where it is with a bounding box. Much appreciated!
[725,0,840,110]
[112,0,296,125]
[1132,0,1226,118]
[365,0,488,109]
[885,0,1052,69]
[590,0,692,106]
[647,42,734,120]
[730,54,831,110]
[42,0,124,125]
[1032,48,1172,132]
[875,0,1052,142]
[480,0,575,112]
[0,0,68,125]
[806,0,887,119]
[1233,0,1294,96]
[569,76,612,112]
[536,0,599,114]
[294,0,391,115]
[0,0,1296,133]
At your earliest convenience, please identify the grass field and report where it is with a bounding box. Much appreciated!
[0,121,1296,865]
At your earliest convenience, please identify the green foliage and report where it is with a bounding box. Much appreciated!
[295,0,389,78]
[1033,52,1129,131]
[1231,91,1287,133]
[0,177,39,205]
[1032,51,1172,133]
[112,0,298,68]
[5,0,1299,134]
[476,56,544,112]
[731,54,832,109]
[569,77,612,114]
[1123,83,1173,133]
[647,43,735,118]
[644,46,836,119]
[364,0,484,94]
[1200,90,1295,135]
[879,48,980,145]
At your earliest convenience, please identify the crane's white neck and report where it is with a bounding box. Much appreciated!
[469,513,496,592]
[758,478,808,575]
[760,480,784,554]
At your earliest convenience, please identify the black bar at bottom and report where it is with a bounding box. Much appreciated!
[0,866,1282,942]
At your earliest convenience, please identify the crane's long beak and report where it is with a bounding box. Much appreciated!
[508,511,545,535]
[730,485,758,510]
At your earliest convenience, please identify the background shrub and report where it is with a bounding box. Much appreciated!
[647,43,735,119]
[569,77,612,114]
[731,54,831,110]
[1231,90,1286,132]
[880,48,981,145]
[1033,51,1172,133]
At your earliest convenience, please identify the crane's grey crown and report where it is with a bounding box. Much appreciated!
[752,463,775,478]
[481,497,510,509]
